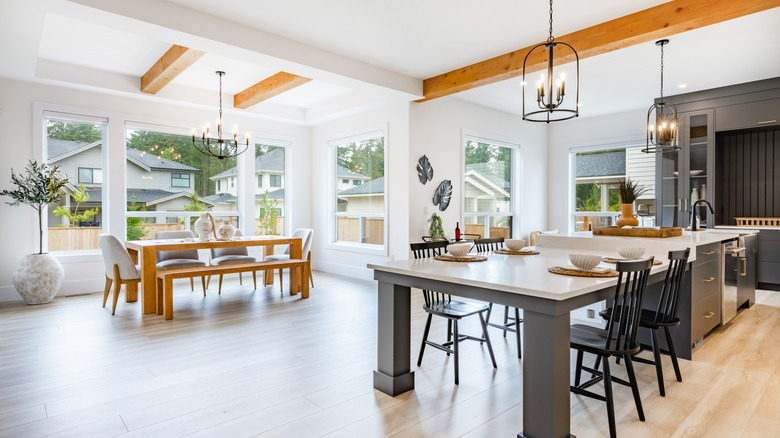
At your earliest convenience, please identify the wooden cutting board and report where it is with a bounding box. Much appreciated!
[593,226,683,238]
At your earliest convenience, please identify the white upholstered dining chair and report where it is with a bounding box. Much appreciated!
[154,230,208,295]
[208,230,257,294]
[98,234,141,315]
[263,228,314,292]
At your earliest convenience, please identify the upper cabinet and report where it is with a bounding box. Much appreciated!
[655,77,780,228]
[657,109,715,228]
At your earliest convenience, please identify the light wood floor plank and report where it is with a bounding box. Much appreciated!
[0,272,777,437]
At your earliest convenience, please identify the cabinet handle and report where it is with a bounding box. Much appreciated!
[704,312,715,319]
[703,276,715,282]
[740,257,747,277]
[757,120,777,125]
[704,251,716,255]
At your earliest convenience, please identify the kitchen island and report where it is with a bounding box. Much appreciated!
[536,230,745,359]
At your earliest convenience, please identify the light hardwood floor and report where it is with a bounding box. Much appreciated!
[0,271,778,437]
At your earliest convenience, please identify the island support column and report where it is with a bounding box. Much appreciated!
[373,280,415,396]
[520,310,574,438]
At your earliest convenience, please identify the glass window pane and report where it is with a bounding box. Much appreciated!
[46,118,105,251]
[335,134,385,245]
[575,183,601,212]
[464,140,511,213]
[255,144,286,235]
[125,128,236,239]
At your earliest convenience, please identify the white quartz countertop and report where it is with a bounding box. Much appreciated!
[369,247,668,302]
[714,226,770,232]
[536,230,741,262]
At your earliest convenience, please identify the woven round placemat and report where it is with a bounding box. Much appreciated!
[434,254,488,262]
[602,257,662,265]
[494,249,540,255]
[548,266,618,277]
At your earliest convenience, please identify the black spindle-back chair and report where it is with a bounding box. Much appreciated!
[409,241,497,385]
[570,257,654,438]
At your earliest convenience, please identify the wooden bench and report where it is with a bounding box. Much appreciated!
[155,259,310,320]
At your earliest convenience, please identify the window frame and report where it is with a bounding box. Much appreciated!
[254,136,292,236]
[170,172,191,188]
[269,174,282,187]
[78,167,103,184]
[461,130,521,239]
[328,126,388,255]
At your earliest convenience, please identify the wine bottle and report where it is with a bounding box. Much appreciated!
[455,222,461,241]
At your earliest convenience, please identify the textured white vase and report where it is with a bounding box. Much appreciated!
[193,213,213,241]
[217,221,236,240]
[12,253,64,304]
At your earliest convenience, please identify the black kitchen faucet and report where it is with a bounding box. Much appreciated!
[690,200,714,231]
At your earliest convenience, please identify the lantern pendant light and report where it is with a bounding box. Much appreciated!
[643,39,679,153]
[192,71,249,160]
[522,0,580,123]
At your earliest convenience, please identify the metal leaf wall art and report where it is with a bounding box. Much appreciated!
[432,179,453,211]
[416,155,434,184]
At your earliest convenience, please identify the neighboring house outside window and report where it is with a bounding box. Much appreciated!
[333,131,385,249]
[270,174,281,187]
[171,173,190,188]
[463,136,519,239]
[78,167,103,184]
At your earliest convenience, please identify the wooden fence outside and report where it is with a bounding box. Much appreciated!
[337,217,384,245]
[463,224,511,239]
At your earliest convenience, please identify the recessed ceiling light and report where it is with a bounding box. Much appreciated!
[678,83,688,89]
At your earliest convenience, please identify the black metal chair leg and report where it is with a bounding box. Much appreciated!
[664,326,683,382]
[502,306,509,338]
[446,320,453,355]
[593,355,602,378]
[574,349,584,387]
[602,357,617,438]
[453,320,460,385]
[651,329,666,396]
[479,312,497,368]
[486,302,494,323]
[624,355,645,421]
[418,314,432,366]
[514,307,522,359]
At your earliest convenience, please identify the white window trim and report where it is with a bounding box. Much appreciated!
[568,139,645,232]
[327,125,388,256]
[461,129,522,239]
[37,104,110,255]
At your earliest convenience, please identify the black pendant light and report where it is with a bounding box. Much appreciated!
[522,0,580,123]
[192,71,249,160]
[643,39,679,153]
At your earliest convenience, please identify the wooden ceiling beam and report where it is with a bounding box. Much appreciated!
[234,72,312,109]
[141,45,205,94]
[420,0,780,102]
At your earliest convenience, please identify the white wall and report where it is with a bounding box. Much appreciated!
[409,97,548,246]
[547,108,647,232]
[311,101,410,279]
[0,77,311,302]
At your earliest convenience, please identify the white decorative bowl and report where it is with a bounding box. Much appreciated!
[505,239,527,250]
[569,254,602,270]
[617,247,645,259]
[448,243,472,257]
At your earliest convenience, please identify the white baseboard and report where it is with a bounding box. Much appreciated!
[312,260,374,281]
[0,277,104,303]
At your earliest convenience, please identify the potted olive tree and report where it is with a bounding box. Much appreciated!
[1,161,68,304]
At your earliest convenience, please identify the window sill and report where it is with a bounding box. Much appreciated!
[326,241,387,256]
[51,250,102,263]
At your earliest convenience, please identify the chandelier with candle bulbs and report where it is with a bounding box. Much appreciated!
[522,0,580,123]
[192,71,249,160]
[643,39,679,153]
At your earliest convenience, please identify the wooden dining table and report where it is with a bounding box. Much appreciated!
[369,247,669,438]
[125,236,303,314]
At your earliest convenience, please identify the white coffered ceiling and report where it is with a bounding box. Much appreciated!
[1,0,779,124]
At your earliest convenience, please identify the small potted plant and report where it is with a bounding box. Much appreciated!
[1,160,68,304]
[614,178,649,228]
[427,212,447,241]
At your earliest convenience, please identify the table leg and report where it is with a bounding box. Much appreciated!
[141,246,158,314]
[373,280,414,396]
[519,310,574,438]
[290,239,302,293]
[264,245,274,285]
[126,248,139,302]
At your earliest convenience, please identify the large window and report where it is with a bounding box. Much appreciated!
[463,137,517,239]
[332,131,385,248]
[124,125,238,240]
[572,145,656,230]
[45,114,107,252]
[255,142,287,236]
